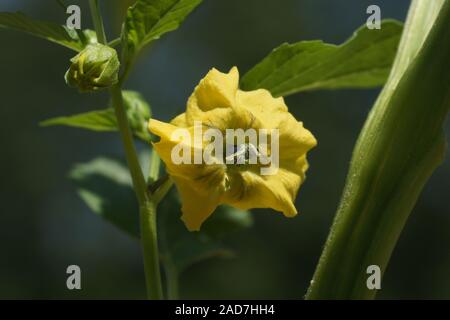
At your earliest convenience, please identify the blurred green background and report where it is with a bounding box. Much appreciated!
[0,0,449,299]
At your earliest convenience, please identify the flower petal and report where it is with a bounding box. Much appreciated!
[237,89,317,160]
[237,89,288,117]
[171,112,188,127]
[149,119,226,231]
[195,67,239,110]
[185,67,239,124]
[224,168,304,217]
[174,177,222,231]
[149,119,226,187]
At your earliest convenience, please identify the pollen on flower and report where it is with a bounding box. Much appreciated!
[224,143,263,168]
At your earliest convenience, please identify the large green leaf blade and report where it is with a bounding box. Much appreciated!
[241,20,403,97]
[122,0,202,62]
[0,12,86,51]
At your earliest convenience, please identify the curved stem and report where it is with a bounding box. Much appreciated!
[306,0,450,299]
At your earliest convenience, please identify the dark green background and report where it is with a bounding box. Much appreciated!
[0,0,449,299]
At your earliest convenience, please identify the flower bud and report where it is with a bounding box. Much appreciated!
[65,43,120,92]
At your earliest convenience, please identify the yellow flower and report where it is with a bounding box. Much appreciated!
[149,67,316,231]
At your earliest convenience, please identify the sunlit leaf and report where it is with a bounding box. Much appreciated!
[41,109,117,131]
[40,91,152,142]
[241,20,403,97]
[121,0,202,64]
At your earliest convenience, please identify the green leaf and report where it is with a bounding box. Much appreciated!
[121,0,202,64]
[41,109,117,131]
[40,90,152,142]
[0,12,90,51]
[241,20,403,97]
[69,157,140,237]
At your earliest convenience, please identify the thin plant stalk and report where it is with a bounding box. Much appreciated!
[89,0,163,300]
[88,0,107,45]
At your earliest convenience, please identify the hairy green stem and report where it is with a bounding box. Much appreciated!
[306,0,450,299]
[89,0,107,45]
[89,0,163,300]
[110,86,148,205]
[139,201,164,299]
[111,85,163,299]
[88,1,163,300]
